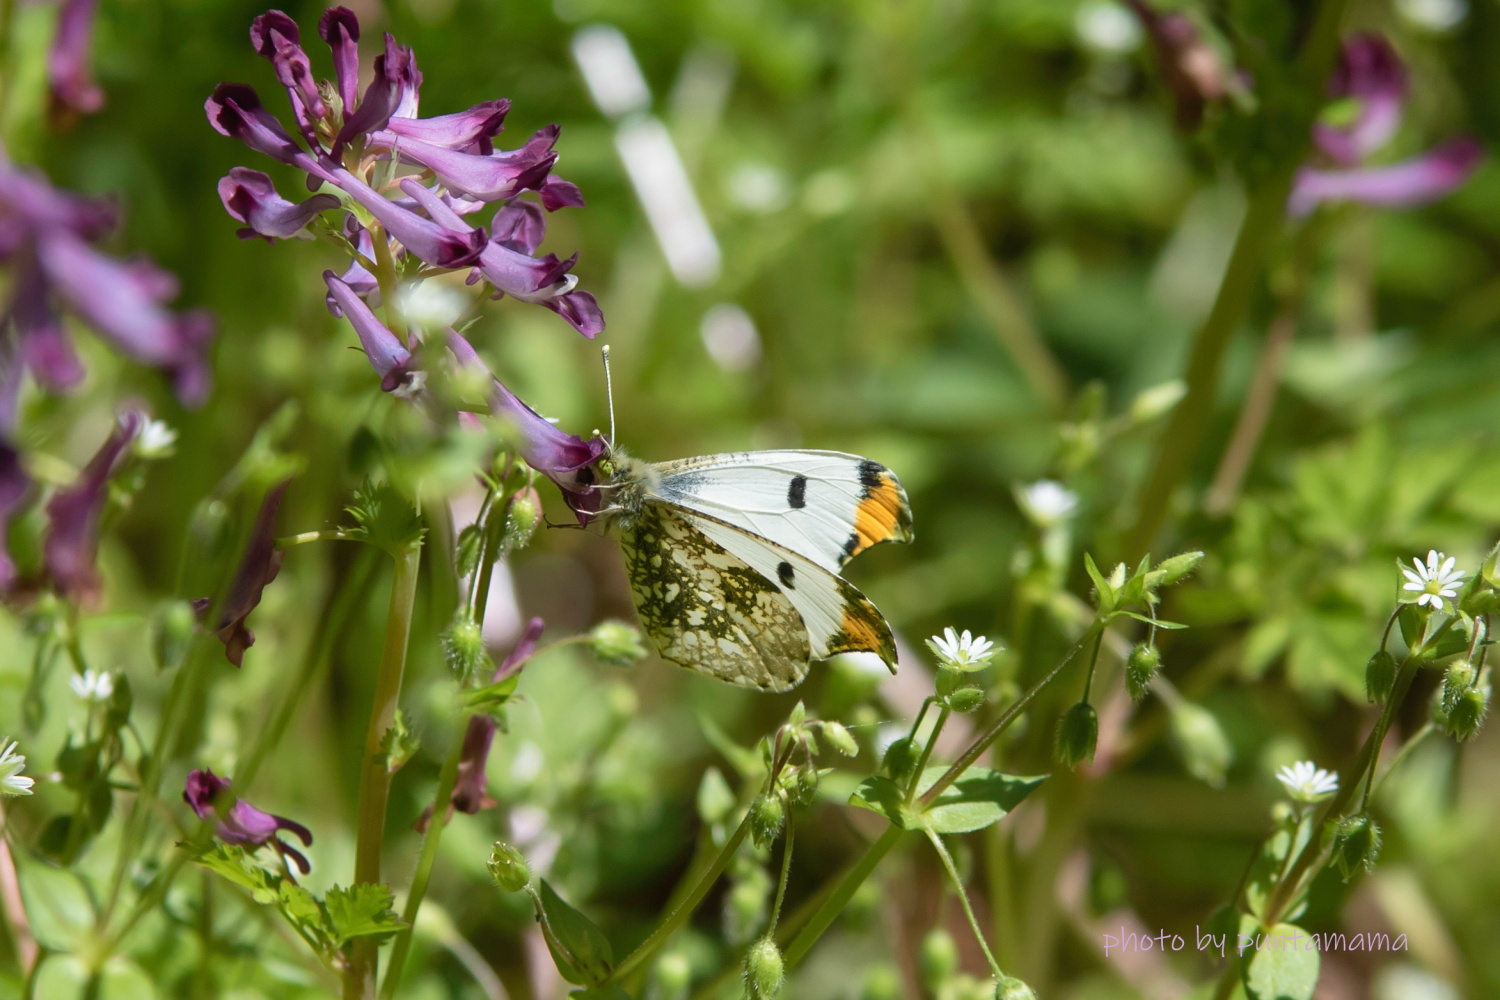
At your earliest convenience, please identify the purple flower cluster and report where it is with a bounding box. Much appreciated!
[208,7,603,339]
[184,768,314,874]
[1290,34,1482,216]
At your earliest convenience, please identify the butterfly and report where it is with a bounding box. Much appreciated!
[590,448,913,692]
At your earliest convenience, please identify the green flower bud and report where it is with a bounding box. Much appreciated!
[606,681,639,720]
[1126,644,1161,699]
[1442,659,1477,714]
[993,975,1039,1000]
[820,721,859,757]
[151,600,197,671]
[487,842,531,892]
[697,767,736,825]
[946,687,985,713]
[919,928,959,992]
[1332,814,1382,881]
[725,875,768,944]
[860,965,901,1000]
[793,765,821,805]
[1444,685,1489,742]
[1054,702,1098,770]
[1365,649,1398,703]
[1128,379,1186,424]
[749,793,785,848]
[442,613,489,683]
[502,487,542,551]
[1270,801,1294,826]
[883,737,917,780]
[936,666,964,699]
[588,619,649,667]
[1168,700,1233,787]
[653,951,692,1000]
[744,938,784,999]
[1155,550,1204,585]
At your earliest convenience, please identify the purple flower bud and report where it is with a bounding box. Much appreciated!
[331,166,486,268]
[385,99,511,152]
[35,229,214,403]
[326,221,381,311]
[218,167,339,241]
[1314,33,1407,166]
[192,480,288,667]
[334,33,421,154]
[539,175,585,212]
[184,768,314,874]
[323,272,417,393]
[375,124,558,203]
[1125,0,1226,130]
[205,83,337,184]
[491,200,546,255]
[473,241,605,337]
[43,410,141,600]
[0,442,29,590]
[249,10,327,126]
[318,7,361,112]
[446,330,605,500]
[10,251,84,391]
[47,0,103,118]
[0,160,116,241]
[1290,137,1483,217]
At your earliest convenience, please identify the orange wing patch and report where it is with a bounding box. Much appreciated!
[845,463,914,563]
[827,578,898,670]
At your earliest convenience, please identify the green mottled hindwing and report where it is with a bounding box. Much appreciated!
[621,503,811,691]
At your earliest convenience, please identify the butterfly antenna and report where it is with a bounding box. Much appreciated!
[601,344,617,445]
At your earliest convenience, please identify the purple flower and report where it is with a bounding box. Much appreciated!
[1125,0,1228,131]
[317,7,361,112]
[43,411,142,601]
[539,175,585,212]
[184,768,314,874]
[333,33,421,154]
[372,124,559,203]
[218,167,340,241]
[0,443,29,590]
[193,480,288,668]
[48,0,104,119]
[492,201,547,254]
[446,330,605,513]
[326,221,380,308]
[249,11,326,132]
[1291,34,1482,216]
[205,83,337,184]
[333,167,486,268]
[384,99,511,152]
[417,618,545,831]
[323,272,416,393]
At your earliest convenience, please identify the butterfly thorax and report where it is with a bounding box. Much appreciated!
[592,450,660,531]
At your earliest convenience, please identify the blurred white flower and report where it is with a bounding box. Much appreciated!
[926,627,997,672]
[398,279,468,331]
[134,419,177,459]
[0,739,34,796]
[1016,480,1079,527]
[69,669,115,703]
[1396,0,1467,33]
[1075,1,1142,54]
[1276,760,1339,803]
[1401,549,1464,609]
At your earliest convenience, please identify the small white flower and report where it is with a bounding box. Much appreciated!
[0,739,34,797]
[133,419,177,459]
[1016,480,1080,528]
[926,627,998,672]
[1276,760,1339,803]
[69,669,115,704]
[398,279,468,331]
[1401,549,1465,610]
[1075,1,1142,54]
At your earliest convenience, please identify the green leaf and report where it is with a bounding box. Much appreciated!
[325,884,406,945]
[1240,918,1320,1000]
[1397,604,1426,650]
[539,880,615,986]
[569,988,635,1000]
[1118,611,1188,629]
[462,673,520,718]
[1084,552,1115,610]
[697,713,764,778]
[848,775,920,830]
[31,955,90,1000]
[279,882,328,944]
[194,843,281,904]
[376,708,420,773]
[16,862,95,951]
[916,767,1047,833]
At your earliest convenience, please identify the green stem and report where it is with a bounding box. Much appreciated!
[377,732,466,1000]
[767,809,795,936]
[921,623,1102,808]
[371,229,407,342]
[346,543,423,1000]
[905,706,951,802]
[608,811,753,984]
[276,529,356,547]
[782,825,904,967]
[925,829,1003,979]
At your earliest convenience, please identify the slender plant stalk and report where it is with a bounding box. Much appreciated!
[346,542,423,1000]
[768,812,796,935]
[926,829,1003,978]
[782,825,905,967]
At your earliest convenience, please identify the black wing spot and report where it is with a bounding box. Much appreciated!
[787,475,808,509]
[843,533,859,558]
[777,561,796,588]
[857,460,884,492]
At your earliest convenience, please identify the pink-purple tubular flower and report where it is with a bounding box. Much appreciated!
[48,0,103,119]
[185,768,314,874]
[193,481,289,667]
[1291,34,1482,217]
[43,411,142,601]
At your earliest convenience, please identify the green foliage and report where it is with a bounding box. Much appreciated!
[536,879,615,986]
[850,767,1046,834]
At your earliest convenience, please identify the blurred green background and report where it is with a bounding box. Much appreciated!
[4,0,1500,998]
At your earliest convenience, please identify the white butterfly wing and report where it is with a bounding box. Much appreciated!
[649,450,913,574]
[684,510,898,668]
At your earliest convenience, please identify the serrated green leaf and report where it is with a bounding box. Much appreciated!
[1240,918,1320,1000]
[279,882,326,940]
[325,884,405,945]
[916,767,1047,833]
[848,775,920,829]
[376,708,420,773]
[539,879,614,986]
[194,843,282,904]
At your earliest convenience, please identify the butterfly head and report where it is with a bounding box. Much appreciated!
[581,445,658,531]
